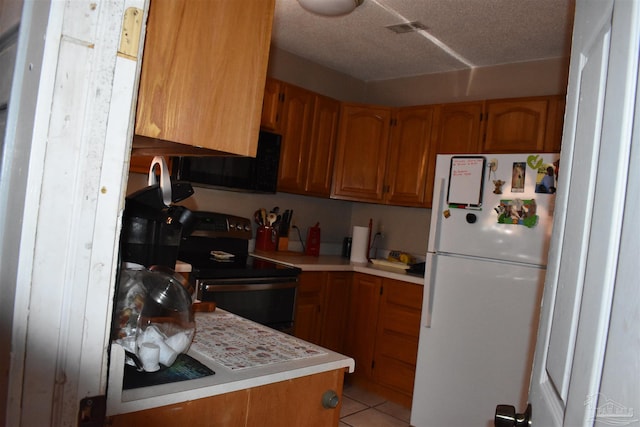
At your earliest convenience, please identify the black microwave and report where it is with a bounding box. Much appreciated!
[171,131,281,193]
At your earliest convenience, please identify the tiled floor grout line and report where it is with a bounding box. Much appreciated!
[373,405,412,424]
[340,399,411,424]
[341,385,412,426]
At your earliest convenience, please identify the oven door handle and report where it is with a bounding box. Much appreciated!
[203,281,298,292]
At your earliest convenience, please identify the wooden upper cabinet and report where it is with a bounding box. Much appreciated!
[304,95,340,197]
[333,103,435,206]
[128,156,172,175]
[425,102,484,207]
[483,97,550,153]
[269,81,339,197]
[385,106,435,207]
[432,102,484,154]
[277,85,315,192]
[332,103,392,203]
[133,0,275,157]
[544,95,566,153]
[261,78,284,132]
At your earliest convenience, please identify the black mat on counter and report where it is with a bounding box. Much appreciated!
[123,353,215,390]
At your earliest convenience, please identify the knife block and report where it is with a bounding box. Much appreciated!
[277,236,289,251]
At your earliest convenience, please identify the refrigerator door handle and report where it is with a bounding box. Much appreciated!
[428,178,447,253]
[424,254,437,328]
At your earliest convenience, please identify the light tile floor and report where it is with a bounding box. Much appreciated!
[340,384,411,427]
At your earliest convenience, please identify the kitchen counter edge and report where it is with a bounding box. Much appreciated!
[252,251,425,285]
[106,311,354,416]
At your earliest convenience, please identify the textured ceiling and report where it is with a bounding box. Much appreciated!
[271,0,575,82]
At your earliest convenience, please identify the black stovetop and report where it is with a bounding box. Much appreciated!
[178,252,300,279]
[176,211,301,280]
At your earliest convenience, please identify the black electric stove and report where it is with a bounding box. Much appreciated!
[177,211,300,332]
[177,211,300,280]
[178,252,301,279]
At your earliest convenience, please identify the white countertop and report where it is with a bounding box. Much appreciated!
[252,250,426,285]
[106,310,354,416]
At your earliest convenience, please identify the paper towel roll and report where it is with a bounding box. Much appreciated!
[350,226,369,263]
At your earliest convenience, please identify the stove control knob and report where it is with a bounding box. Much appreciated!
[244,224,251,231]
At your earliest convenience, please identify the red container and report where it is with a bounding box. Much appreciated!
[305,223,321,257]
[256,226,278,251]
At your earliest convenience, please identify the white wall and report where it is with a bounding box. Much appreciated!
[127,173,354,254]
[127,172,431,258]
[350,202,431,261]
[267,47,367,102]
[268,47,570,107]
[365,57,570,106]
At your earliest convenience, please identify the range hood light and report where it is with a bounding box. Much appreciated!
[297,0,364,17]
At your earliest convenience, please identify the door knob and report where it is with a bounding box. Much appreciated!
[495,403,531,427]
[321,390,340,409]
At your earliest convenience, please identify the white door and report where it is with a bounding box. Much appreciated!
[497,0,640,426]
[4,1,146,425]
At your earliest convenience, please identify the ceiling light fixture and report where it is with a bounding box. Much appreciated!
[297,0,364,17]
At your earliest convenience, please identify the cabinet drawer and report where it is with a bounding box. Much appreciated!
[373,354,417,396]
[384,282,423,311]
[298,273,325,296]
[379,304,421,338]
[375,331,419,365]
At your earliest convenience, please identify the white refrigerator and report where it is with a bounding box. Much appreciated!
[411,153,559,427]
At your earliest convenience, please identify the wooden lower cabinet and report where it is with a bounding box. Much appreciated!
[107,389,248,427]
[344,274,382,380]
[294,271,351,354]
[344,275,423,408]
[107,369,346,427]
[372,279,423,404]
[294,271,325,344]
[293,272,423,408]
[319,272,351,353]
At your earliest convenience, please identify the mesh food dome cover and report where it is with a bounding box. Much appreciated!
[112,264,195,372]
